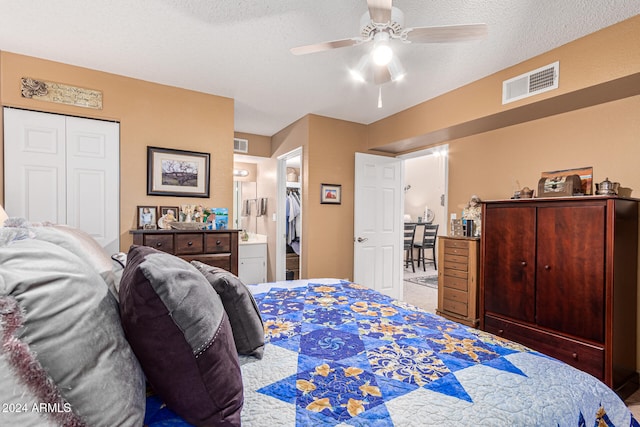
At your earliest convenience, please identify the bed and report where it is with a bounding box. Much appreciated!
[145,278,637,427]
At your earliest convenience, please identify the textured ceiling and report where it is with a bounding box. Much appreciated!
[0,1,639,137]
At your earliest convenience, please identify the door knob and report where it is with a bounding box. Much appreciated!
[356,237,368,243]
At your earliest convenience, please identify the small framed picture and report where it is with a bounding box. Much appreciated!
[137,206,158,229]
[159,206,179,222]
[320,183,342,205]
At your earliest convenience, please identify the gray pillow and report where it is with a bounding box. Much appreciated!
[191,261,265,359]
[30,224,122,300]
[0,229,145,427]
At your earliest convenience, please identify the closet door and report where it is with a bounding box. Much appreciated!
[4,108,66,223]
[4,108,120,253]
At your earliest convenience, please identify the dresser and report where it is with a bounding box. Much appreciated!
[436,236,480,327]
[480,196,638,398]
[130,229,238,275]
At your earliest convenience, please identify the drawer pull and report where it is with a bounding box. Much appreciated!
[521,261,527,267]
[497,329,504,335]
[216,240,222,245]
[544,265,551,270]
[572,352,578,360]
[156,242,162,247]
[187,241,193,246]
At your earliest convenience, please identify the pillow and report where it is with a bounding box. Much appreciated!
[0,229,145,427]
[191,261,265,358]
[119,245,243,427]
[30,224,122,300]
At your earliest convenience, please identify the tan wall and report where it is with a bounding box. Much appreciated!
[0,51,234,251]
[234,131,271,157]
[306,115,368,279]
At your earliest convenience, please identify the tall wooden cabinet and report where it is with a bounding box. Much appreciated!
[437,236,480,327]
[480,197,638,398]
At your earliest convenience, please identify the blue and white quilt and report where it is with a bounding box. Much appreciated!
[147,278,638,427]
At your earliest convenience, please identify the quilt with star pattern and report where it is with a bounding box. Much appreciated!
[145,279,638,427]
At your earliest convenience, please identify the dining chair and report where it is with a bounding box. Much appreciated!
[403,223,417,272]
[414,224,439,271]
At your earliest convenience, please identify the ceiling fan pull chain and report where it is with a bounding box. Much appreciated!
[378,86,383,108]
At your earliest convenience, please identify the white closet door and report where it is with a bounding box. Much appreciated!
[66,116,120,254]
[4,108,120,253]
[4,108,66,223]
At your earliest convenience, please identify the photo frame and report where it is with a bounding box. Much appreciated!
[137,206,158,229]
[159,206,179,221]
[147,146,210,197]
[320,183,342,205]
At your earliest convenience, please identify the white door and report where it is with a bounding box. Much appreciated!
[4,108,120,253]
[353,153,404,299]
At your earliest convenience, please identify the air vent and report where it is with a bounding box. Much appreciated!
[502,61,559,104]
[233,138,248,153]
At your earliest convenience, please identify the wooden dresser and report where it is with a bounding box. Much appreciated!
[480,197,638,398]
[130,229,238,275]
[436,236,480,327]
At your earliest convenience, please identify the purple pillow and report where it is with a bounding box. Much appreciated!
[119,245,243,426]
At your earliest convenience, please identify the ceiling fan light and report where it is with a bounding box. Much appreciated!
[371,31,393,66]
[387,56,406,82]
[350,54,369,82]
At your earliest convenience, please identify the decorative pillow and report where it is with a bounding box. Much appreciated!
[191,261,265,358]
[30,224,122,300]
[119,245,243,427]
[0,229,145,427]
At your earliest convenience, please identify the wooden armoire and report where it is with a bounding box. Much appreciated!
[480,196,638,398]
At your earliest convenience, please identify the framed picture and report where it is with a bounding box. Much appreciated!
[147,146,210,197]
[320,183,342,205]
[137,206,158,229]
[159,206,179,221]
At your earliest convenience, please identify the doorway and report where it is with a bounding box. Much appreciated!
[276,147,302,281]
[397,145,448,312]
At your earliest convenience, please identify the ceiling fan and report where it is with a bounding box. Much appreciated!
[290,0,488,85]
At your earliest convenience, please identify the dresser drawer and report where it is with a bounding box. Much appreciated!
[444,246,469,256]
[484,315,605,381]
[143,234,174,253]
[443,275,468,291]
[180,254,231,271]
[443,253,468,265]
[444,239,469,249]
[204,233,231,253]
[175,233,204,255]
[443,298,468,317]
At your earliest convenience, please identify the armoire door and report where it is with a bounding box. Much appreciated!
[482,204,536,323]
[4,108,120,253]
[535,203,606,342]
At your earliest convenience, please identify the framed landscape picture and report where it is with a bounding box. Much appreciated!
[147,146,210,197]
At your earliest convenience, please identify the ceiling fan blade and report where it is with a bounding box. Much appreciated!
[373,66,391,85]
[367,0,393,23]
[404,23,488,43]
[290,38,361,55]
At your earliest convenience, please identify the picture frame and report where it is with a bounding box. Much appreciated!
[320,183,342,205]
[137,206,158,229]
[159,205,179,221]
[147,146,210,197]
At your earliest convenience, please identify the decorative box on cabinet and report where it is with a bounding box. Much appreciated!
[130,229,238,275]
[436,236,480,327]
[480,196,638,399]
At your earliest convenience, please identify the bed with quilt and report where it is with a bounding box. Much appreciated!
[0,221,636,427]
[145,277,638,426]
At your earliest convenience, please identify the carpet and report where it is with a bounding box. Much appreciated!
[404,275,438,289]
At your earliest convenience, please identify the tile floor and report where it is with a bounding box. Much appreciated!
[402,266,640,419]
